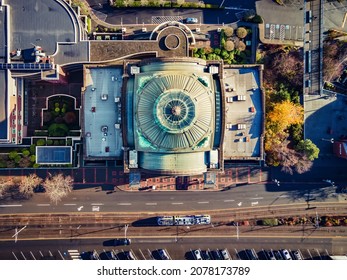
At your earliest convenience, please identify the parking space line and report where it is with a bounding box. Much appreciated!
[20,251,26,260]
[306,249,313,259]
[138,248,146,260]
[30,251,36,260]
[58,250,65,260]
[12,252,18,260]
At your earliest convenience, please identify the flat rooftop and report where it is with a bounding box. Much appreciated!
[223,67,263,160]
[84,67,123,158]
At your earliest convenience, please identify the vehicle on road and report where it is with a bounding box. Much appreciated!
[113,238,131,246]
[281,249,292,260]
[158,249,169,260]
[220,249,231,260]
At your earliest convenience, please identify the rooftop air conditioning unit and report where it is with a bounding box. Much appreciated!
[121,27,126,33]
[217,28,221,33]
[142,27,147,32]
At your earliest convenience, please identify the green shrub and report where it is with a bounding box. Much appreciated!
[30,144,36,155]
[36,139,46,146]
[9,151,18,160]
[33,163,40,168]
[48,123,69,137]
[67,138,73,146]
[47,139,53,145]
[22,150,30,157]
[30,155,36,163]
[54,140,60,146]
[262,218,278,226]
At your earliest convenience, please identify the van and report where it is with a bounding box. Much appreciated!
[193,249,202,260]
[281,249,292,260]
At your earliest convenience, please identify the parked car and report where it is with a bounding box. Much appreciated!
[185,17,198,24]
[245,249,258,260]
[210,250,223,260]
[266,250,276,260]
[158,249,169,260]
[220,249,231,260]
[193,249,202,260]
[124,251,135,260]
[113,238,131,246]
[281,249,292,260]
[293,250,303,260]
[273,250,284,260]
[201,250,211,260]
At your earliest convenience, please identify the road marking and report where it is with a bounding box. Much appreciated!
[198,201,209,204]
[251,201,259,206]
[145,203,157,206]
[0,204,22,207]
[249,197,263,200]
[118,203,132,206]
[171,202,183,205]
[277,195,289,198]
[91,203,104,206]
[92,206,100,212]
[64,203,77,206]
[36,204,50,206]
[237,202,242,206]
[77,206,84,211]
[224,199,235,202]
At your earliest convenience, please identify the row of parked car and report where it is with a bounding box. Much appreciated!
[192,249,231,260]
[264,249,302,260]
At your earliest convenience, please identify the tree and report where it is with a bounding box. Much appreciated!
[295,139,320,161]
[267,100,303,133]
[224,27,234,37]
[0,178,12,198]
[224,41,235,51]
[8,151,18,160]
[43,173,73,204]
[236,27,248,39]
[18,174,42,198]
[237,41,246,51]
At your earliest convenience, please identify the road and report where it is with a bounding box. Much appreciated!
[84,0,257,25]
[0,182,343,214]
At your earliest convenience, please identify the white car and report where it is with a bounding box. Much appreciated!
[193,250,202,260]
[220,249,231,260]
[281,249,292,260]
[185,17,198,24]
[293,250,303,260]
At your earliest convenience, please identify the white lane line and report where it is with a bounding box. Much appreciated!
[145,203,157,206]
[91,203,104,206]
[277,195,289,198]
[64,203,77,206]
[118,203,132,206]
[224,199,235,202]
[0,204,22,207]
[171,202,183,205]
[249,197,264,200]
[36,204,50,206]
[197,201,209,204]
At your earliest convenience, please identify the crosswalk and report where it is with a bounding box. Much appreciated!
[68,249,82,260]
[151,16,183,24]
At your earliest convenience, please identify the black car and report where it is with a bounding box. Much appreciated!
[113,238,131,246]
[245,249,258,260]
[210,250,223,260]
[201,250,211,260]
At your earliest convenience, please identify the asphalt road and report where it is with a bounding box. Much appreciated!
[1,235,345,260]
[0,182,343,214]
[85,0,257,25]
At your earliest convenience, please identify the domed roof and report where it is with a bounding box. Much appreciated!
[135,73,214,150]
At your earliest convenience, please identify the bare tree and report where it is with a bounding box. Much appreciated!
[18,174,42,198]
[43,173,73,204]
[0,178,13,198]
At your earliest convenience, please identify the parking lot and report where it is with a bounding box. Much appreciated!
[10,247,333,260]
